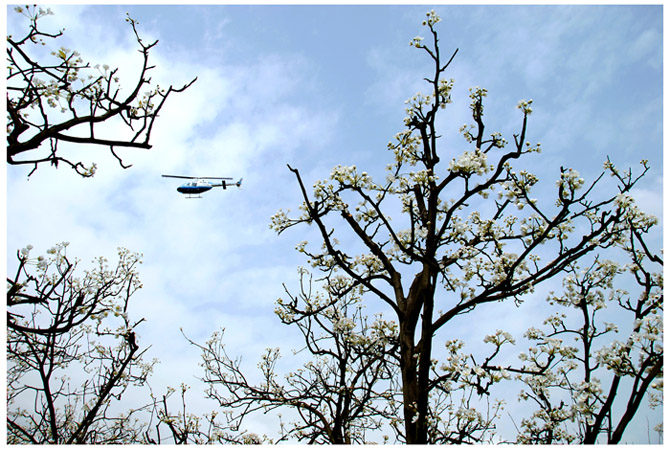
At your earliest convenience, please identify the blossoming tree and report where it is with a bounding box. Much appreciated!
[262,11,661,443]
[7,243,154,443]
[191,269,401,443]
[6,5,196,177]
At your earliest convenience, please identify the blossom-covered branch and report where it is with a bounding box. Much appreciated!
[6,6,196,177]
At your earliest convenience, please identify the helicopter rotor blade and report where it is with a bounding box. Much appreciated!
[162,175,234,180]
[162,174,196,179]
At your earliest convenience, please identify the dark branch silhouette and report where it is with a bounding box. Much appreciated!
[6,7,196,177]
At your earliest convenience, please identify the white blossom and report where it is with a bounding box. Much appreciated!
[448,148,491,176]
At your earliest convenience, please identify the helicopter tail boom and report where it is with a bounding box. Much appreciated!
[222,178,243,189]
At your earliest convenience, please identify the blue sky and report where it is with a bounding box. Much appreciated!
[6,4,663,442]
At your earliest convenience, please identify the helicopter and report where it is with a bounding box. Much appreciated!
[162,175,243,198]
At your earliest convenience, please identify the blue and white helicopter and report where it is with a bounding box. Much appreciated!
[162,175,243,198]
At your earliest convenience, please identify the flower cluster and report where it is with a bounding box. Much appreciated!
[572,380,603,424]
[332,316,357,334]
[437,78,455,108]
[483,329,516,347]
[594,340,633,376]
[330,164,373,189]
[368,315,398,346]
[403,92,433,126]
[468,86,488,117]
[14,5,53,20]
[614,193,658,229]
[516,404,577,444]
[448,148,491,176]
[423,10,441,27]
[497,169,539,210]
[19,244,34,260]
[517,99,533,115]
[270,209,294,232]
[556,167,585,200]
[410,36,424,48]
[459,124,475,143]
[387,130,422,167]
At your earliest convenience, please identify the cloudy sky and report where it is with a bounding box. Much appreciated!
[6,4,663,442]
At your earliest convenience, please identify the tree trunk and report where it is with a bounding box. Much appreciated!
[399,320,423,444]
[399,267,436,444]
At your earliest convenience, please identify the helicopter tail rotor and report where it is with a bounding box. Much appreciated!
[221,179,241,190]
